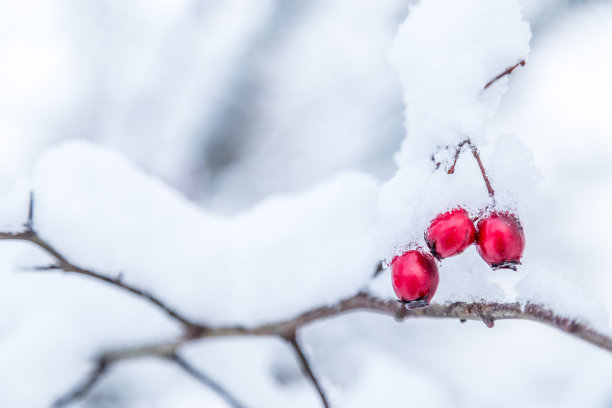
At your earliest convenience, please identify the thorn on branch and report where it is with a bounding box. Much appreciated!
[480,315,495,328]
[372,261,384,278]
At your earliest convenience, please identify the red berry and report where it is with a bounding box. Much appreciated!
[391,250,439,303]
[476,212,525,270]
[425,208,476,259]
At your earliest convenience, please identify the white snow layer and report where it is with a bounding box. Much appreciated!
[26,141,381,326]
[389,0,531,165]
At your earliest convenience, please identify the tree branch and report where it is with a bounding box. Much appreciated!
[170,352,249,408]
[285,332,330,408]
[98,293,612,363]
[51,358,109,408]
[51,293,612,407]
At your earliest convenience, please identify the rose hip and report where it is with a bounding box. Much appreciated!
[476,212,525,270]
[425,208,476,259]
[391,250,439,303]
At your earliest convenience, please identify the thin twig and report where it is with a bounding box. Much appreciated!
[285,333,330,408]
[51,359,109,408]
[484,59,526,89]
[171,353,249,408]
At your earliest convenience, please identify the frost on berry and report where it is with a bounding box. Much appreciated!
[391,250,439,304]
[425,207,476,259]
[476,212,525,270]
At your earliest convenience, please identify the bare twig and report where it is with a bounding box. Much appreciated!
[484,59,526,89]
[171,353,249,408]
[285,332,330,408]
[51,359,109,408]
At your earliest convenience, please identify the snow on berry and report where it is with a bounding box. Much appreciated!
[476,212,525,270]
[391,250,439,303]
[426,207,476,259]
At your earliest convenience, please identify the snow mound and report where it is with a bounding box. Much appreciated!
[26,140,382,326]
[389,0,531,165]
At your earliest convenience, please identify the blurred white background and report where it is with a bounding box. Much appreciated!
[1,0,612,407]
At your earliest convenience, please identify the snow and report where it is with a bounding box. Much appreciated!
[380,0,532,260]
[29,140,381,326]
[1,0,612,407]
[389,0,531,166]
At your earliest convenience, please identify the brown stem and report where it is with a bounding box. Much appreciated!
[285,332,331,408]
[51,359,108,408]
[47,293,612,406]
[446,140,469,175]
[484,59,526,89]
[98,293,612,362]
[468,143,495,198]
[445,140,494,199]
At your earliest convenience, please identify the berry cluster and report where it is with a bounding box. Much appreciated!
[391,208,525,305]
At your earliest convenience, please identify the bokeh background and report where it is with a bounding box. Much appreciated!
[1,0,612,407]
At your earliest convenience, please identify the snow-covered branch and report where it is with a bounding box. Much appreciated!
[0,194,204,332]
[50,292,611,407]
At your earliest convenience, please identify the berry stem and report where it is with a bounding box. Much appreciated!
[446,140,495,199]
[469,142,495,198]
[446,140,469,175]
